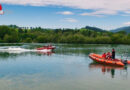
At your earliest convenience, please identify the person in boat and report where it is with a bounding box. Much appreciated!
[106,52,112,60]
[102,53,106,59]
[112,49,115,60]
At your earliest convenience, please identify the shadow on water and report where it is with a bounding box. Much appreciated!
[89,62,128,78]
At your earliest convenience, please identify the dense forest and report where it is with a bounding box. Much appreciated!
[0,25,130,44]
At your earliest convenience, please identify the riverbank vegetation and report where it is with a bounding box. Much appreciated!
[0,25,130,44]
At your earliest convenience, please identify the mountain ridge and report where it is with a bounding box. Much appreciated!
[84,26,106,32]
[111,26,130,33]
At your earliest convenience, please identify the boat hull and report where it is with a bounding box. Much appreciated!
[37,46,56,50]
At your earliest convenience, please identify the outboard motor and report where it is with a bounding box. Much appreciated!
[123,60,128,65]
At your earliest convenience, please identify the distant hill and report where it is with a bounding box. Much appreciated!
[111,26,130,33]
[84,26,106,32]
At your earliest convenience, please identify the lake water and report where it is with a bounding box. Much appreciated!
[0,43,130,90]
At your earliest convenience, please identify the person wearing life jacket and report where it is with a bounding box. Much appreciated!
[102,53,106,59]
[112,49,115,60]
[106,52,112,60]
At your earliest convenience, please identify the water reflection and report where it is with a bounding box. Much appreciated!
[36,51,55,56]
[89,63,128,78]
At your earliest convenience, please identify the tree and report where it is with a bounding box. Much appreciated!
[36,35,48,43]
[0,26,11,39]
[24,38,32,43]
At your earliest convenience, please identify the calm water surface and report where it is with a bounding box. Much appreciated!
[0,43,130,90]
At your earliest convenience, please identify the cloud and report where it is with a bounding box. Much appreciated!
[80,12,103,17]
[124,11,130,14]
[121,14,130,16]
[1,0,130,16]
[123,22,130,26]
[63,18,78,23]
[57,11,74,15]
[80,10,117,17]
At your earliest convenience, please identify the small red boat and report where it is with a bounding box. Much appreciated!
[37,45,56,50]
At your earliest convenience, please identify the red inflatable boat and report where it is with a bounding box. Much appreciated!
[89,53,130,67]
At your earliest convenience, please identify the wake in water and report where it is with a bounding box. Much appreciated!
[0,47,52,54]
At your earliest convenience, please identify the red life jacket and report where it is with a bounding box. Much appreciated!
[102,53,106,58]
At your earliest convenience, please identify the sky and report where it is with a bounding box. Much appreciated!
[1,0,130,30]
